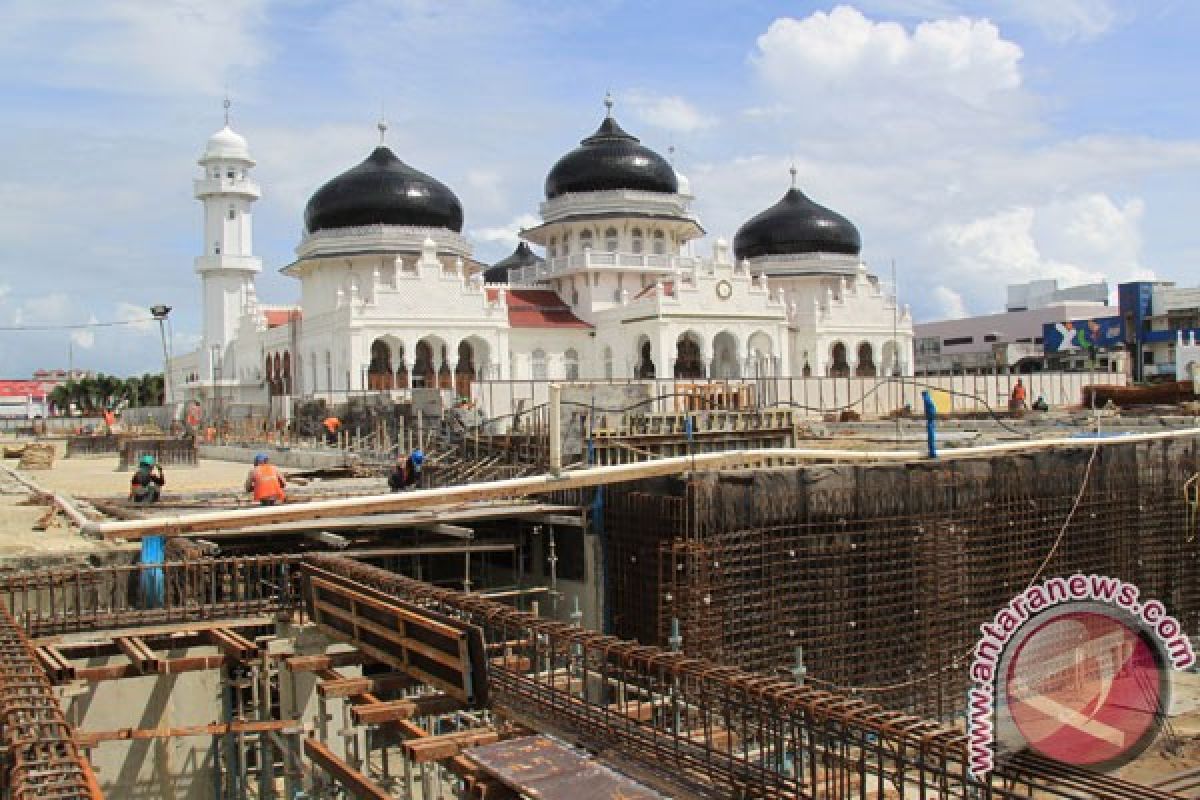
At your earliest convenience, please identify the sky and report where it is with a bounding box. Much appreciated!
[3,0,1200,377]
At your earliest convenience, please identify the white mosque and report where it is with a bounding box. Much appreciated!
[169,98,913,408]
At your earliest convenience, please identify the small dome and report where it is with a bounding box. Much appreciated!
[304,146,463,234]
[545,115,678,199]
[204,126,251,161]
[484,242,543,283]
[733,187,861,261]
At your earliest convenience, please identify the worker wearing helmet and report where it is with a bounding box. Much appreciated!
[244,452,287,506]
[403,448,425,489]
[129,454,165,504]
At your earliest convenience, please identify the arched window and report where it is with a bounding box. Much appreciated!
[214,241,221,255]
[548,236,557,258]
[604,227,618,252]
[631,228,643,254]
[531,349,548,380]
[579,230,593,251]
[564,349,580,380]
[652,230,666,255]
[227,205,236,221]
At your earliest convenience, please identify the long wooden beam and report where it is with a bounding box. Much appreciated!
[304,736,392,800]
[87,429,1200,541]
[77,719,299,747]
[350,694,461,725]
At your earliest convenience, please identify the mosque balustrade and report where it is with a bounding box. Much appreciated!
[510,251,703,284]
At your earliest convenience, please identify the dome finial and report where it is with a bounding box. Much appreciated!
[604,90,614,117]
[377,117,388,145]
[223,92,232,126]
[789,162,798,189]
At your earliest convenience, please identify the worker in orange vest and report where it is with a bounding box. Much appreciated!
[244,453,287,506]
[1009,378,1027,411]
[322,415,341,446]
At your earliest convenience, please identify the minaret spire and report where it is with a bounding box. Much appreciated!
[377,117,388,145]
[223,93,231,126]
[789,162,798,189]
[604,90,614,118]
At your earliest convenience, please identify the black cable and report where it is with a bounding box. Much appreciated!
[0,317,154,332]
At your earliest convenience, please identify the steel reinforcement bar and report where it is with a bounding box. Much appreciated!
[302,554,1178,800]
[0,555,301,637]
[0,602,100,799]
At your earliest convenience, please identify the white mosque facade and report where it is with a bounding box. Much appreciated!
[168,103,914,408]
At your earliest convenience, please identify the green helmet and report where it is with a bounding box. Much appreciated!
[139,454,155,467]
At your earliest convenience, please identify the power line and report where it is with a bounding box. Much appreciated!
[0,318,154,332]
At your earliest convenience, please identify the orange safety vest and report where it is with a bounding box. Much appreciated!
[323,417,340,434]
[251,464,285,502]
[1013,384,1026,402]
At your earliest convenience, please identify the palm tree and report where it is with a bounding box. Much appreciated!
[49,385,72,416]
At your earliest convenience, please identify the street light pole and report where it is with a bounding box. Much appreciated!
[150,305,172,405]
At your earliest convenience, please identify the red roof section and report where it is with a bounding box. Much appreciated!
[486,288,592,329]
[0,381,55,399]
[634,280,674,300]
[264,309,302,328]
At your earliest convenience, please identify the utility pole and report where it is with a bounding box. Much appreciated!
[150,305,172,405]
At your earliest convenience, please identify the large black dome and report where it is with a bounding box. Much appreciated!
[544,115,678,199]
[483,242,543,283]
[733,187,861,261]
[304,146,463,234]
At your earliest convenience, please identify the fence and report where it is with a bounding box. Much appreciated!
[467,372,1125,429]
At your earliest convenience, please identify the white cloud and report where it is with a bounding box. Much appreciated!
[625,92,717,134]
[70,318,98,351]
[932,286,969,319]
[1002,0,1119,42]
[469,214,541,251]
[927,194,1153,315]
[115,302,156,334]
[0,0,269,95]
[751,6,1022,107]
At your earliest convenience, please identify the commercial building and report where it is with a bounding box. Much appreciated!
[914,279,1123,374]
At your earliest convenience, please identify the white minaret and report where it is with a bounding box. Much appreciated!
[194,98,261,382]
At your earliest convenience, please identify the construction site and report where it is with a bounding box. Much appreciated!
[3,378,1200,800]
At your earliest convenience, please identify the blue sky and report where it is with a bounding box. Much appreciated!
[2,0,1200,377]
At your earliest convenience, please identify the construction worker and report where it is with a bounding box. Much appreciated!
[1009,379,1027,411]
[244,452,287,506]
[1032,395,1049,412]
[404,448,425,489]
[129,454,165,504]
[387,455,408,492]
[103,407,117,435]
[322,414,342,446]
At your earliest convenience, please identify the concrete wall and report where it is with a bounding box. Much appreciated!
[61,650,223,800]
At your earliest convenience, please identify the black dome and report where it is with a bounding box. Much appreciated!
[733,188,861,261]
[304,146,463,234]
[484,242,543,283]
[545,116,678,199]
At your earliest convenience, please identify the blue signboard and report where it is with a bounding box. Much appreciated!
[1042,316,1124,354]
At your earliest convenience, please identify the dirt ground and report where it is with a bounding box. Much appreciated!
[0,438,258,563]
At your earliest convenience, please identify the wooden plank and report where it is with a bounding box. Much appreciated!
[317,672,415,699]
[304,737,392,800]
[285,651,373,672]
[404,729,502,763]
[205,627,259,661]
[351,694,461,725]
[77,719,299,747]
[114,636,159,675]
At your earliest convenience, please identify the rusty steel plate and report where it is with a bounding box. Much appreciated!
[466,734,662,799]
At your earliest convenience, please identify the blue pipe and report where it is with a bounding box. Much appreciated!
[921,390,938,459]
[139,535,165,608]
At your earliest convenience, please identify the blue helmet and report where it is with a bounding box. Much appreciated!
[254,452,269,465]
[410,449,425,468]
